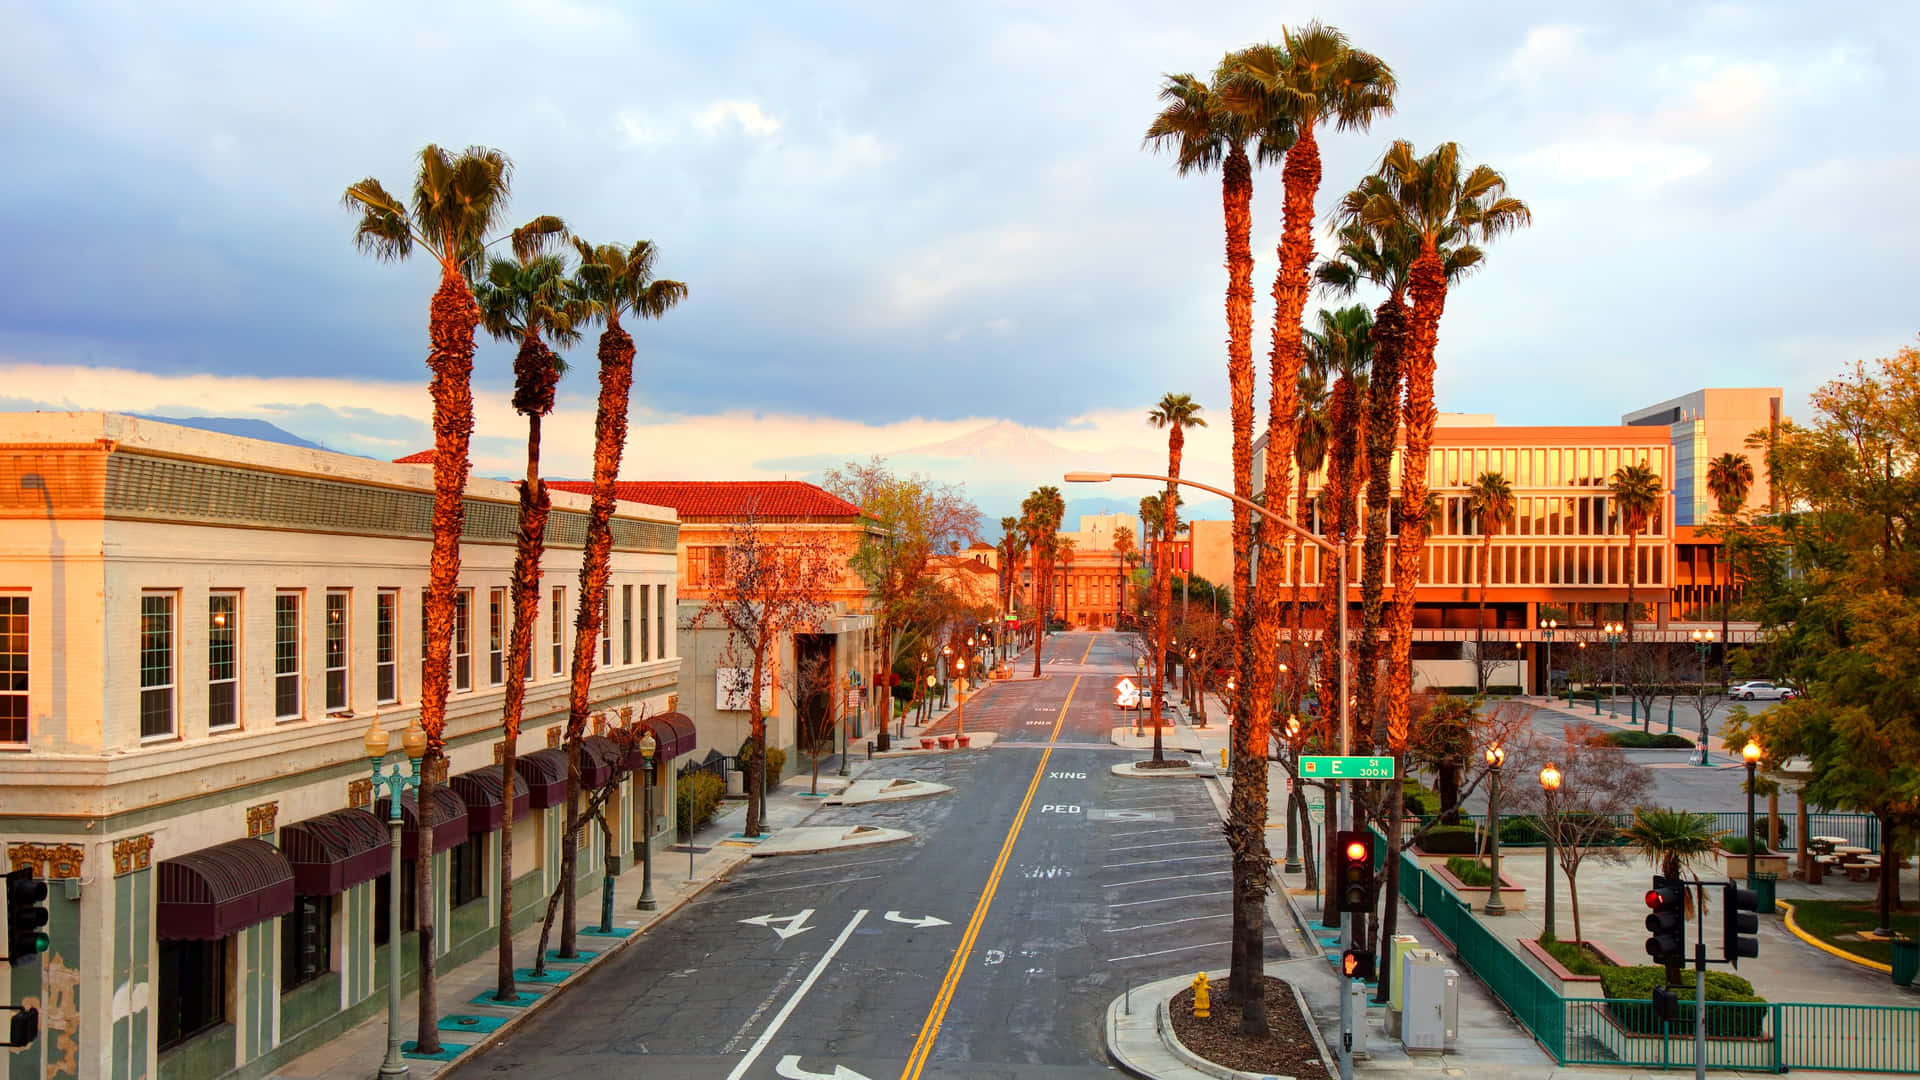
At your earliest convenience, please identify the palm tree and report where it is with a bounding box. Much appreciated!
[1022,487,1065,676]
[1147,393,1207,764]
[473,227,579,1001]
[1112,524,1136,615]
[1609,462,1664,642]
[1301,303,1372,721]
[557,238,687,953]
[1289,350,1330,686]
[1467,472,1516,693]
[1348,139,1530,753]
[1705,452,1753,686]
[996,515,1025,626]
[342,144,518,1052]
[1624,807,1727,916]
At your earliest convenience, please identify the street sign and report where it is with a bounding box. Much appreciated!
[1297,755,1397,780]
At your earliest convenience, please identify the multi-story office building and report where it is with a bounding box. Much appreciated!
[1623,387,1783,525]
[0,415,682,1080]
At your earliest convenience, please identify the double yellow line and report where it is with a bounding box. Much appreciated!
[898,636,1090,1079]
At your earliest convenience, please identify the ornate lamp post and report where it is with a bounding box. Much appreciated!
[1742,740,1763,880]
[925,673,937,725]
[1283,714,1304,873]
[1539,761,1561,939]
[637,729,658,911]
[1483,741,1507,916]
[915,651,929,727]
[366,713,426,1080]
[1603,622,1626,722]
[1689,628,1715,752]
[1538,618,1558,699]
[940,643,953,708]
[1224,675,1237,771]
[1134,655,1147,736]
[954,656,968,741]
[1187,646,1199,717]
[1575,639,1595,713]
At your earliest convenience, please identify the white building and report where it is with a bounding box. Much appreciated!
[0,414,684,1080]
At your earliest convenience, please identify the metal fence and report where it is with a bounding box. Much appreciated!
[1395,811,1879,852]
[1390,842,1919,1072]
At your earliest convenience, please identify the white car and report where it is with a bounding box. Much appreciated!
[1731,681,1790,701]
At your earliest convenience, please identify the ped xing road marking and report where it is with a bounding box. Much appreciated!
[725,909,869,1080]
[776,1055,871,1080]
[740,909,816,940]
[898,671,1081,1080]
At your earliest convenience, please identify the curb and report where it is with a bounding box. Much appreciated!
[1775,898,1895,974]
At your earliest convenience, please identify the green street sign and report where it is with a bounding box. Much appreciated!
[1297,755,1397,780]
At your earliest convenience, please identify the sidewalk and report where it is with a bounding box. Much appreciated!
[274,758,876,1080]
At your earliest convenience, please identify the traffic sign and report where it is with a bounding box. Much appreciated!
[1297,755,1396,780]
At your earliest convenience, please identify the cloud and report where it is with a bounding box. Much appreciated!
[692,100,782,138]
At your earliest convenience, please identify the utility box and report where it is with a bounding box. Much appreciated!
[1400,950,1459,1051]
[1386,935,1420,1012]
[1346,978,1370,1059]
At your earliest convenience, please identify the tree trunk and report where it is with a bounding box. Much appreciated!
[1385,243,1448,754]
[1031,542,1044,677]
[413,264,480,1053]
[561,318,636,958]
[495,418,552,999]
[1624,530,1639,643]
[1476,530,1493,693]
[1357,299,1408,736]
[1719,514,1733,688]
[1316,378,1360,734]
[1437,762,1461,827]
[1151,430,1181,764]
[1568,872,1583,946]
[1876,812,1894,934]
[1374,757,1405,1003]
[747,644,768,838]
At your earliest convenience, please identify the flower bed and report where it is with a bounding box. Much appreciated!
[1432,858,1526,911]
[1520,935,1630,993]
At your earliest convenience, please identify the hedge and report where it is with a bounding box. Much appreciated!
[736,739,786,785]
[1501,815,1547,845]
[1719,836,1779,856]
[676,772,725,838]
[1430,685,1523,697]
[1604,731,1696,749]
[1415,825,1487,855]
[1402,779,1442,818]
[1600,966,1766,1038]
[1445,856,1495,886]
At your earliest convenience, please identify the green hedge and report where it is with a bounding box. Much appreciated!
[1604,731,1696,749]
[1719,836,1778,856]
[1501,815,1547,845]
[1445,856,1495,886]
[1402,779,1441,818]
[1429,685,1523,696]
[1600,966,1766,1038]
[676,773,724,838]
[736,740,787,785]
[1416,825,1486,855]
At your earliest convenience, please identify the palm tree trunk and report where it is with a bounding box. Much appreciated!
[1358,298,1408,737]
[1719,516,1733,688]
[1386,245,1448,754]
[1291,468,1311,701]
[1624,530,1639,643]
[1375,758,1406,1003]
[1152,431,1181,764]
[1477,530,1492,693]
[495,412,551,1000]
[561,319,636,958]
[1031,543,1044,677]
[1316,379,1359,730]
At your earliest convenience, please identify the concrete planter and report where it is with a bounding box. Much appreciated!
[1432,861,1527,912]
[1720,847,1790,882]
[1519,936,1632,994]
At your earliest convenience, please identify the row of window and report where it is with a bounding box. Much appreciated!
[1267,540,1668,590]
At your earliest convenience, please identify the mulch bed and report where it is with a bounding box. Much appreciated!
[1133,758,1193,770]
[1169,975,1326,1077]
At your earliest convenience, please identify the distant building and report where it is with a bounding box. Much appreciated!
[1624,388,1783,525]
[1016,513,1137,629]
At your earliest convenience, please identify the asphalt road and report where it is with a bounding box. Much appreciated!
[463,631,1283,1079]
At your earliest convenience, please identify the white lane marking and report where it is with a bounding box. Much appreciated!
[1105,838,1219,853]
[1108,890,1232,909]
[1106,825,1217,839]
[883,911,951,928]
[775,1055,872,1080]
[725,909,870,1080]
[1101,870,1232,889]
[739,909,816,940]
[1107,912,1231,933]
[1107,939,1233,963]
[1100,853,1228,870]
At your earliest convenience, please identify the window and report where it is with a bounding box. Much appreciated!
[489,588,506,685]
[373,863,416,945]
[208,593,238,731]
[274,593,302,720]
[622,584,634,665]
[0,596,25,743]
[376,590,398,704]
[551,587,565,676]
[157,936,226,1051]
[324,592,349,712]
[656,585,667,660]
[281,894,333,992]
[140,593,176,739]
[449,833,486,908]
[638,584,649,662]
[601,587,612,666]
[453,590,472,692]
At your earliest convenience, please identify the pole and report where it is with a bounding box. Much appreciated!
[1693,887,1708,1080]
[1484,764,1505,915]
[1746,760,1758,883]
[380,804,407,1079]
[1543,788,1556,939]
[638,758,657,910]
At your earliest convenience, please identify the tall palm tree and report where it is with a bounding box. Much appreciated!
[1300,302,1373,722]
[1147,393,1207,764]
[997,515,1025,623]
[1705,452,1753,686]
[1349,139,1530,754]
[1289,351,1330,687]
[1467,471,1516,693]
[342,144,518,1052]
[1609,461,1664,642]
[1022,487,1065,676]
[473,227,579,1000]
[557,238,687,953]
[1112,524,1136,615]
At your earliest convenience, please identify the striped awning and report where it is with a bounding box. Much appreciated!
[156,838,295,940]
[374,787,470,858]
[516,749,569,809]
[578,735,623,789]
[631,711,697,766]
[280,808,389,896]
[451,767,532,833]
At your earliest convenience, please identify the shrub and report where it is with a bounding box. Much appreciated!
[1538,931,1612,977]
[1501,815,1547,846]
[1604,731,1696,749]
[1600,966,1766,1037]
[1402,779,1441,818]
[1415,825,1486,855]
[1445,856,1495,886]
[1719,836,1777,856]
[675,772,724,838]
[735,740,787,785]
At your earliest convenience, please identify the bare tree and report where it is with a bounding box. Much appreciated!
[1621,643,1674,732]
[530,706,647,976]
[782,643,849,795]
[1506,721,1652,946]
[1470,639,1518,696]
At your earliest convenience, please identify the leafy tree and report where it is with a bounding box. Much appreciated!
[342,144,519,1050]
[529,708,649,977]
[1468,471,1516,693]
[1608,462,1663,642]
[1146,393,1206,764]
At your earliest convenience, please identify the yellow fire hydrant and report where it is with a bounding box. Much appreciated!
[1192,972,1211,1018]
[1219,747,1229,770]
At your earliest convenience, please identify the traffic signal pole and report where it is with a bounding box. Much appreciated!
[1693,883,1709,1080]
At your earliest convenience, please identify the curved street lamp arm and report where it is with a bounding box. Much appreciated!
[1065,470,1333,554]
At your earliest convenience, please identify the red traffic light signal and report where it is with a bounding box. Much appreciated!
[1334,830,1375,914]
[1643,875,1686,985]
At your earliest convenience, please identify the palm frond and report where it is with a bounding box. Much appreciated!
[341,178,414,262]
[510,215,569,262]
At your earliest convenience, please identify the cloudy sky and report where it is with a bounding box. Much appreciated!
[2,1,1913,522]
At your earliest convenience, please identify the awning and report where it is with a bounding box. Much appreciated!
[280,808,389,895]
[578,735,622,789]
[631,712,697,767]
[374,787,470,858]
[156,838,295,940]
[450,767,533,834]
[516,749,569,809]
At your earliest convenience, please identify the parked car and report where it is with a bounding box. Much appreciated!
[1115,682,1171,710]
[1731,680,1789,701]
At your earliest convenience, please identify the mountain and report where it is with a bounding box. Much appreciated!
[135,415,338,453]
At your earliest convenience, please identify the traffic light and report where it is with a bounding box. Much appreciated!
[1335,831,1375,913]
[4,868,48,966]
[1723,883,1760,968]
[1,1006,36,1048]
[1341,948,1376,981]
[1651,986,1680,1023]
[1643,875,1686,984]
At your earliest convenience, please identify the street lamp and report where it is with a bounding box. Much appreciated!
[636,729,658,912]
[1742,740,1764,881]
[366,712,426,1080]
[1603,622,1626,723]
[1690,628,1716,753]
[1188,646,1199,718]
[1540,762,1562,940]
[954,657,968,741]
[941,643,953,708]
[1538,619,1558,699]
[1484,742,1507,916]
[1577,639,1596,713]
[916,651,930,727]
[1134,655,1147,735]
[1283,714,1304,874]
